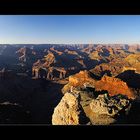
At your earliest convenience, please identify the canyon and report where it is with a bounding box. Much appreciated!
[0,44,140,124]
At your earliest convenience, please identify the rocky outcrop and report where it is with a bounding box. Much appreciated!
[88,46,119,62]
[95,75,135,99]
[42,52,55,67]
[52,92,89,125]
[69,70,95,86]
[90,54,131,77]
[90,47,134,77]
[124,53,140,73]
[32,51,55,69]
[50,47,63,55]
[2,43,140,125]
[66,50,78,55]
[62,70,96,94]
[88,94,131,125]
[122,67,137,72]
[90,94,130,116]
[91,62,124,77]
[53,84,132,125]
[89,51,101,61]
[62,71,135,99]
[77,59,86,68]
[127,44,140,53]
[16,47,36,63]
[32,52,67,80]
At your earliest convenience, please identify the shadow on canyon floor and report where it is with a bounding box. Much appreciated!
[113,100,140,125]
[0,76,64,124]
[116,70,140,89]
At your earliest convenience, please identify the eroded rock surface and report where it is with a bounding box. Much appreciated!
[95,75,135,99]
[88,94,131,125]
[52,92,89,125]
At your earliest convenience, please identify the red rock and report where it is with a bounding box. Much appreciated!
[69,70,95,87]
[95,75,135,99]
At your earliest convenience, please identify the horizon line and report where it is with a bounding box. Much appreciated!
[0,43,140,45]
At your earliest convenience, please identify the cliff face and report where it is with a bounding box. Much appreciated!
[1,44,140,125]
[62,69,137,99]
[91,53,140,78]
[62,69,136,99]
[88,94,131,125]
[32,51,67,80]
[91,62,124,77]
[52,85,132,125]
[95,76,135,99]
[42,52,55,67]
[52,93,89,125]
[50,47,63,55]
[89,51,102,61]
[31,44,136,81]
[88,46,117,63]
[62,70,96,94]
[16,47,36,63]
[124,53,140,73]
[127,44,140,53]
[69,70,95,87]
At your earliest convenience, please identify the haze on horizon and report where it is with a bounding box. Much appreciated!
[0,15,140,44]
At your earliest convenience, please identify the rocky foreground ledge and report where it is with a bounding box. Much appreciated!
[52,70,140,125]
[52,89,132,125]
[52,92,89,125]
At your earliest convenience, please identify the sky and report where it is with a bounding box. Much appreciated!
[0,15,140,44]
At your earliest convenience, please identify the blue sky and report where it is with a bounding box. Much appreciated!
[0,15,140,44]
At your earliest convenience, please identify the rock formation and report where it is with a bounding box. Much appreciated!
[42,51,55,67]
[16,47,36,63]
[127,44,140,53]
[88,94,131,125]
[124,53,140,73]
[77,59,86,68]
[62,70,96,94]
[53,83,132,125]
[1,44,140,125]
[32,51,67,80]
[91,62,124,77]
[52,92,89,125]
[95,75,135,99]
[50,47,63,55]
[90,94,130,116]
[89,51,102,61]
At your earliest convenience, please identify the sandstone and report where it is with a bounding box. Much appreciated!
[90,94,130,116]
[88,94,131,125]
[52,92,89,125]
[62,70,96,94]
[125,53,140,73]
[90,60,127,77]
[69,70,95,87]
[89,51,101,61]
[95,75,135,99]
